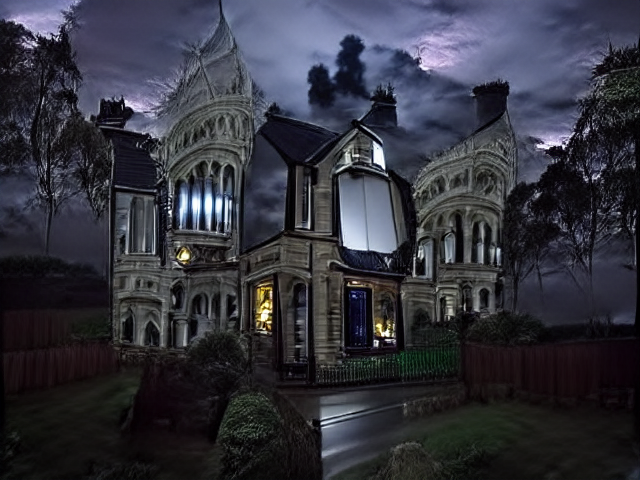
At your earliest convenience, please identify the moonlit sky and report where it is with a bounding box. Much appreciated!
[1,0,638,322]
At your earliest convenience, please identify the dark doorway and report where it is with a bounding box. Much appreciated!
[345,287,372,348]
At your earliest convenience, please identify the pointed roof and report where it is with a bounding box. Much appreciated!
[259,114,340,165]
[158,2,252,118]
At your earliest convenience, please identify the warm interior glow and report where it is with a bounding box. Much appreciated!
[255,283,273,333]
[176,246,192,265]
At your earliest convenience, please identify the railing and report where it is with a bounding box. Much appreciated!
[314,331,460,387]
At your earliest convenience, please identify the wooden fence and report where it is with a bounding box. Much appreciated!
[4,342,120,394]
[463,338,640,400]
[3,308,107,351]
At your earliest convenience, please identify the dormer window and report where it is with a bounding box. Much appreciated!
[342,133,385,171]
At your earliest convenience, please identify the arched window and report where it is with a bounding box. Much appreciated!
[190,176,203,230]
[173,163,232,234]
[175,181,189,229]
[293,283,307,360]
[455,214,464,263]
[222,165,234,234]
[171,285,184,310]
[443,232,455,264]
[121,311,134,343]
[462,286,473,312]
[484,224,492,265]
[419,238,435,280]
[204,176,214,231]
[480,288,490,311]
[192,294,209,316]
[472,222,482,264]
[144,321,160,347]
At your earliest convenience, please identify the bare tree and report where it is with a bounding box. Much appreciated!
[27,26,82,253]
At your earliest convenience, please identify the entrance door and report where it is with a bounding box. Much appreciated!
[345,287,372,348]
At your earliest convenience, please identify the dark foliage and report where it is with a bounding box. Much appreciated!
[307,63,336,108]
[217,391,286,480]
[467,311,545,345]
[333,34,368,98]
[471,79,510,96]
[0,255,99,277]
[371,82,396,104]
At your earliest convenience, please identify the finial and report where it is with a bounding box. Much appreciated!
[218,0,224,19]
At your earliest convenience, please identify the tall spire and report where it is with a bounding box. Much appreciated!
[219,0,224,19]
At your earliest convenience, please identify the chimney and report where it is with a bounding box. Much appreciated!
[94,96,134,129]
[363,83,397,128]
[472,80,509,128]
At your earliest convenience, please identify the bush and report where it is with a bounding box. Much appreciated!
[467,311,544,345]
[371,442,440,480]
[370,441,491,480]
[217,391,285,480]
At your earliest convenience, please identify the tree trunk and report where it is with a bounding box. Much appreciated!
[634,132,640,440]
[511,277,519,312]
[44,201,53,255]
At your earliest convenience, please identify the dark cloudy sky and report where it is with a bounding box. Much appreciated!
[2,0,639,322]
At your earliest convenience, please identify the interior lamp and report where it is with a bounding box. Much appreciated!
[176,246,192,265]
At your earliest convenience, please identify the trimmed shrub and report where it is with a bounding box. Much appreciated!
[217,391,285,480]
[370,441,491,480]
[467,311,544,345]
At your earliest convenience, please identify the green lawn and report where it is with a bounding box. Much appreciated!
[333,402,639,480]
[5,367,220,480]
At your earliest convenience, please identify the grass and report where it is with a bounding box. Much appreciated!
[6,367,220,480]
[333,402,639,480]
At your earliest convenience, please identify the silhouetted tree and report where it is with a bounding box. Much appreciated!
[68,114,112,220]
[307,63,335,108]
[333,35,367,98]
[503,182,558,311]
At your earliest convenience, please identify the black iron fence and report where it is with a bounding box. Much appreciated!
[313,329,460,387]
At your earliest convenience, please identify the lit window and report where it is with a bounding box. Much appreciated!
[374,293,396,347]
[255,283,273,334]
[173,163,233,234]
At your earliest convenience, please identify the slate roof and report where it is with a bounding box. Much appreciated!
[102,128,157,191]
[259,114,340,165]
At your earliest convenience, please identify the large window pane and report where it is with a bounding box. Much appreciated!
[339,174,368,250]
[364,176,397,253]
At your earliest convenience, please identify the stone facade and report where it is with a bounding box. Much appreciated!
[106,8,517,369]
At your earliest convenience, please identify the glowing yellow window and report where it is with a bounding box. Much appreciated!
[255,282,273,334]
